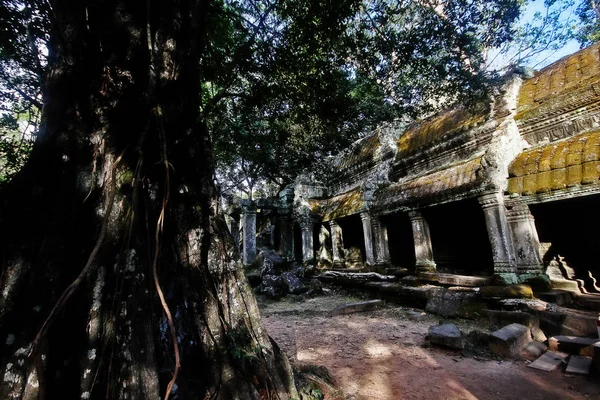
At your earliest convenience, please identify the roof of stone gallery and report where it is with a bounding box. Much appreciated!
[308,187,364,221]
[394,104,490,161]
[516,42,600,124]
[507,130,600,196]
[374,156,487,210]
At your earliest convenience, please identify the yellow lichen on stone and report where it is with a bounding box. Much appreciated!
[336,133,380,172]
[566,164,583,187]
[538,143,557,172]
[566,136,586,166]
[582,161,600,184]
[551,168,567,190]
[517,43,600,121]
[396,107,486,158]
[583,132,600,162]
[551,141,570,169]
[508,130,600,195]
[536,171,553,193]
[320,189,363,221]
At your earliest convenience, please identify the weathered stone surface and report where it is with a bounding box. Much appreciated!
[486,310,546,342]
[363,282,431,308]
[548,336,600,356]
[428,323,463,349]
[527,351,569,371]
[539,307,599,337]
[566,355,593,375]
[281,272,308,295]
[258,275,286,297]
[521,341,547,360]
[425,288,485,318]
[489,323,532,358]
[330,300,383,316]
[480,284,533,299]
[419,272,491,287]
[256,249,286,277]
[537,291,573,306]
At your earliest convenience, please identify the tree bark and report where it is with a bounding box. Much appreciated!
[0,1,297,399]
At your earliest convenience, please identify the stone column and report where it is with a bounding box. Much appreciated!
[372,216,391,267]
[300,218,315,265]
[328,220,345,268]
[241,204,256,267]
[360,212,376,266]
[278,211,294,259]
[507,204,544,277]
[408,210,436,273]
[479,192,517,284]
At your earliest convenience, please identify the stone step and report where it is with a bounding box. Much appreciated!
[548,335,600,356]
[574,293,600,311]
[489,323,532,358]
[527,351,569,371]
[536,290,573,306]
[538,306,599,337]
[565,355,593,375]
[330,299,383,316]
[418,272,491,287]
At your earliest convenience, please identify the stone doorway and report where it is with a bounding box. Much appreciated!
[529,193,600,291]
[423,198,494,276]
[381,212,415,270]
[336,214,366,268]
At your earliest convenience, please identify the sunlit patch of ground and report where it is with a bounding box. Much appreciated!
[260,292,600,400]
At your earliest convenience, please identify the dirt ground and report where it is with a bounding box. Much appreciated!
[259,292,600,400]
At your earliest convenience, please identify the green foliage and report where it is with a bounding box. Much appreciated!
[0,105,37,183]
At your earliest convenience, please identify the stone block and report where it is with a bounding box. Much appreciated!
[480,285,533,299]
[548,336,599,356]
[539,307,599,337]
[428,323,463,349]
[407,310,427,321]
[489,323,532,358]
[565,355,592,375]
[281,272,308,295]
[425,288,485,318]
[527,351,569,371]
[536,291,573,306]
[330,300,383,316]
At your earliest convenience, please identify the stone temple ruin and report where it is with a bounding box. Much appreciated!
[226,43,600,300]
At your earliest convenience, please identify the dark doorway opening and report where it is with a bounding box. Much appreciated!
[423,198,494,276]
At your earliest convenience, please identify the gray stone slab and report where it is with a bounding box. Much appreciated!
[429,323,463,349]
[565,355,593,375]
[548,335,600,356]
[330,300,383,316]
[527,351,569,371]
[489,323,532,358]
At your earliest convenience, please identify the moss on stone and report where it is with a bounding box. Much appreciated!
[480,284,533,299]
[507,130,600,195]
[396,106,487,158]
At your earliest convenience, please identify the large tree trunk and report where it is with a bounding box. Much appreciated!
[0,1,297,399]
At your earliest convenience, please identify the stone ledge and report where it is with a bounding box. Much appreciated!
[418,272,491,287]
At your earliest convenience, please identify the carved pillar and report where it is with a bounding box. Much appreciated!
[408,210,436,273]
[241,204,256,266]
[360,212,376,266]
[479,192,517,284]
[278,212,294,259]
[328,220,345,268]
[372,216,391,267]
[300,218,315,265]
[507,204,544,277]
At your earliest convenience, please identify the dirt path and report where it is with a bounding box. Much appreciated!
[260,293,600,400]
